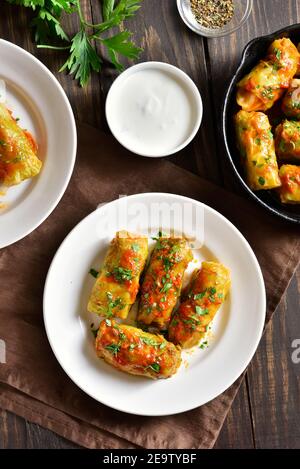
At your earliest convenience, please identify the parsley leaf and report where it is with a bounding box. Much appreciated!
[60,30,101,87]
[89,268,99,278]
[195,305,209,316]
[147,363,160,373]
[113,266,133,282]
[105,343,121,356]
[160,282,173,294]
[101,31,142,72]
[6,0,143,86]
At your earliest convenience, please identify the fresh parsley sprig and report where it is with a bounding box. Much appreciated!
[5,0,143,86]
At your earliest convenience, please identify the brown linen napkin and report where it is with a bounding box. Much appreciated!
[0,123,299,449]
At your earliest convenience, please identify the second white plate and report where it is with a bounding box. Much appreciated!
[43,193,266,416]
[0,39,76,248]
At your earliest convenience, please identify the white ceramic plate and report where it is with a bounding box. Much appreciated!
[0,39,76,248]
[43,193,266,416]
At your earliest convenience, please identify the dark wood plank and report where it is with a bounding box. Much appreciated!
[0,410,79,449]
[247,267,300,448]
[214,378,254,448]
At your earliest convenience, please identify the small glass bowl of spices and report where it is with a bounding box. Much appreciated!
[177,0,253,38]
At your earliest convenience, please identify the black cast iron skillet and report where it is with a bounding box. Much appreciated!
[222,24,300,224]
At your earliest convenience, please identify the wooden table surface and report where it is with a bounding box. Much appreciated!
[0,0,299,449]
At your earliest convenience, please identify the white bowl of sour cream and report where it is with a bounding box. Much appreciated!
[105,61,203,157]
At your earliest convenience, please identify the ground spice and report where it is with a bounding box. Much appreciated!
[190,0,235,29]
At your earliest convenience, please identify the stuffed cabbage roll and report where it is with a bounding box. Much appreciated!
[138,237,192,330]
[278,164,300,204]
[235,110,281,190]
[0,103,42,186]
[275,120,300,161]
[237,38,300,112]
[282,78,300,119]
[95,319,181,379]
[168,262,230,349]
[88,231,148,319]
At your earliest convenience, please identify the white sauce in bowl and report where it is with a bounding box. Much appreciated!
[106,62,202,157]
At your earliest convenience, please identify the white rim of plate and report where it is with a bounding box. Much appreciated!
[0,39,77,248]
[43,193,266,416]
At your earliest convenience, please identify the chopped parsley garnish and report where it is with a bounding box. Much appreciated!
[255,137,261,145]
[106,292,124,316]
[199,341,208,350]
[152,230,164,241]
[163,257,173,271]
[258,176,265,186]
[141,337,161,347]
[261,87,274,100]
[147,363,160,373]
[172,319,179,326]
[195,305,209,316]
[113,266,133,282]
[129,343,137,351]
[218,293,224,299]
[274,48,281,60]
[209,287,216,295]
[160,282,173,294]
[131,243,140,252]
[170,244,180,253]
[193,290,206,300]
[105,343,121,356]
[89,268,99,278]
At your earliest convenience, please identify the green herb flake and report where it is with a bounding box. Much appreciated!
[163,257,173,271]
[141,337,161,347]
[89,268,99,278]
[258,176,265,186]
[199,341,208,350]
[105,343,121,356]
[274,48,281,60]
[147,363,160,373]
[195,305,209,316]
[113,266,133,282]
[131,243,140,252]
[129,343,137,351]
[194,291,206,300]
[160,282,173,294]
